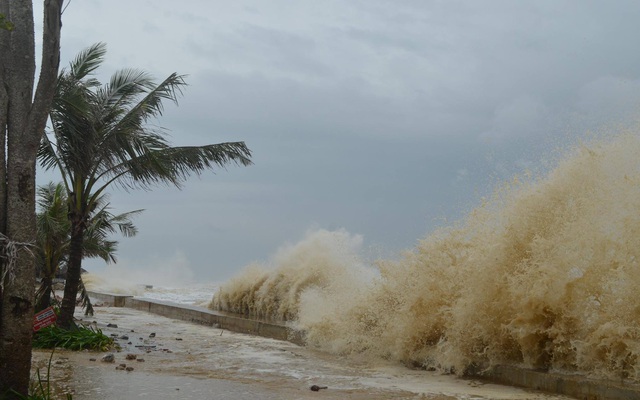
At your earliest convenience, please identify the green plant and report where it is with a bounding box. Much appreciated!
[33,325,113,352]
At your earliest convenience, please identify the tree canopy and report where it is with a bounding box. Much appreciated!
[39,43,253,328]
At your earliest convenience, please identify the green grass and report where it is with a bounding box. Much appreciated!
[33,325,113,352]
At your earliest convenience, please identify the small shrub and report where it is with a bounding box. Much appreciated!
[33,326,113,352]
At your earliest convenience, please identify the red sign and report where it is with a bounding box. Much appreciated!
[34,306,57,332]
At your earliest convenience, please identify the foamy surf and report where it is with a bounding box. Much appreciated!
[83,274,220,307]
[210,132,640,382]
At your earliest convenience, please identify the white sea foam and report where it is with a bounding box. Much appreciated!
[137,283,221,306]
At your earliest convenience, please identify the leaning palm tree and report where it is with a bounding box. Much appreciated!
[35,182,142,314]
[39,43,253,328]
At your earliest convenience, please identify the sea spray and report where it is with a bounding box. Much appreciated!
[81,273,145,296]
[212,133,640,381]
[211,229,375,320]
[83,251,197,295]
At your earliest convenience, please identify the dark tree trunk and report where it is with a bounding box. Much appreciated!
[0,2,38,395]
[0,3,8,376]
[57,218,84,329]
[0,0,62,397]
[0,4,7,239]
[35,276,53,312]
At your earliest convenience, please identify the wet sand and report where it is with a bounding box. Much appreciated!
[32,306,572,399]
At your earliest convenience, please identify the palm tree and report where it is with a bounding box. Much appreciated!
[35,182,142,314]
[38,43,253,328]
[35,182,69,313]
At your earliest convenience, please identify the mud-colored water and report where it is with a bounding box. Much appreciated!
[211,133,640,382]
[32,307,570,399]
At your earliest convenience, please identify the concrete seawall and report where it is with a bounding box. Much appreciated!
[87,291,640,400]
[87,291,304,345]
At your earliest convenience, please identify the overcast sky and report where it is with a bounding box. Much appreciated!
[35,1,640,284]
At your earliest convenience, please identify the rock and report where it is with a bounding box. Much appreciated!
[310,385,328,391]
[119,335,129,340]
[126,367,134,371]
[119,363,127,368]
[137,358,145,362]
[107,323,118,328]
[89,358,96,362]
[175,337,183,341]
[101,354,115,363]
[115,365,125,371]
[128,342,132,345]
[126,354,137,360]
[149,332,156,338]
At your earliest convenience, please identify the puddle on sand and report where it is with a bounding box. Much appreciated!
[32,306,572,399]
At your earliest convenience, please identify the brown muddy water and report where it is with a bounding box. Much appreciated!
[32,306,571,399]
[212,133,640,383]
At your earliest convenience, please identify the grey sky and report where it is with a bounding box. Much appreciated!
[36,1,640,284]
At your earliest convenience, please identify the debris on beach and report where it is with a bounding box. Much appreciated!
[101,353,115,363]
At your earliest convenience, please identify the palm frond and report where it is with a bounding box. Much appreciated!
[78,277,94,316]
[68,42,106,81]
[99,68,157,110]
[81,194,142,262]
[98,141,253,191]
[38,134,71,189]
[107,72,186,135]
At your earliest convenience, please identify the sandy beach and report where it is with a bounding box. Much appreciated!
[30,304,572,400]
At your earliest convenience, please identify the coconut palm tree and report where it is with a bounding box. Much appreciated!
[35,182,69,313]
[35,182,142,314]
[38,43,253,328]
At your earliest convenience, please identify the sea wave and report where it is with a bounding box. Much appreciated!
[210,132,640,382]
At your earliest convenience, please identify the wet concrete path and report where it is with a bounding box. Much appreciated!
[32,306,574,400]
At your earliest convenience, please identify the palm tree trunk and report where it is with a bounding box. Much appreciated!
[57,219,84,329]
[35,277,52,312]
